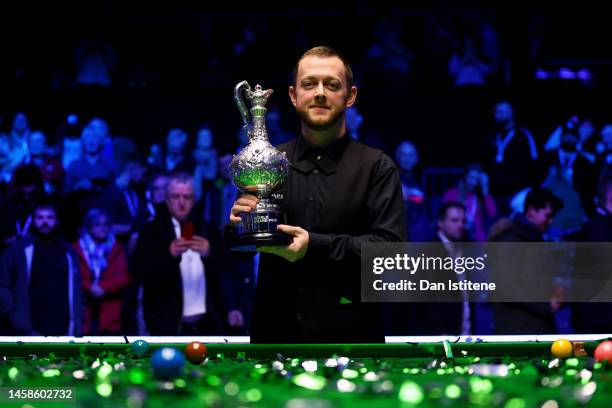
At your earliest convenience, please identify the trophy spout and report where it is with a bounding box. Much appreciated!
[234,80,252,129]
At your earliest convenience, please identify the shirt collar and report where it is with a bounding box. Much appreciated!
[292,134,351,175]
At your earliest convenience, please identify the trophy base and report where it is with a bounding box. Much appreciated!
[230,201,291,252]
[230,231,293,252]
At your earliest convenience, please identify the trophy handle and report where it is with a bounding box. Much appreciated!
[234,80,252,130]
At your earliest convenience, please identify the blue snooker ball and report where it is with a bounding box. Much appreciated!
[151,347,185,380]
[131,340,150,358]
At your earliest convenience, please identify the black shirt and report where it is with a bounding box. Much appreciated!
[29,239,70,336]
[250,134,405,343]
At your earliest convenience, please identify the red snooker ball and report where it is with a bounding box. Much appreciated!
[185,341,208,364]
[594,340,612,364]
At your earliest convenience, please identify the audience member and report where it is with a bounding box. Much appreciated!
[75,209,130,335]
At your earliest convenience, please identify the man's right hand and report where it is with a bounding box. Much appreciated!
[169,238,191,257]
[229,194,259,225]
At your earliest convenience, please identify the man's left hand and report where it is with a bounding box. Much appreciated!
[257,224,309,262]
[189,236,211,257]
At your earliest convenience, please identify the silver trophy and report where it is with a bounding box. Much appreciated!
[230,80,291,251]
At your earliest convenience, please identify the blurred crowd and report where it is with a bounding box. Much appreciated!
[0,101,609,337]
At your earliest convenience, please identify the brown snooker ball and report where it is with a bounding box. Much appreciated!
[185,341,208,364]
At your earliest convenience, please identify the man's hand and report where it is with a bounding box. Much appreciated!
[257,224,309,262]
[90,283,105,298]
[170,238,191,257]
[229,194,259,224]
[189,236,211,257]
[227,310,245,327]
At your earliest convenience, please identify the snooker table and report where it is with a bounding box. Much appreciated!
[0,335,609,407]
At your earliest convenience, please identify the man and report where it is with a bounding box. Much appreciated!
[100,159,147,242]
[64,124,116,193]
[0,165,45,252]
[229,46,405,343]
[489,101,541,205]
[490,188,563,334]
[410,203,475,335]
[22,130,63,193]
[164,129,194,173]
[395,140,429,242]
[572,177,612,333]
[136,172,240,335]
[0,199,82,336]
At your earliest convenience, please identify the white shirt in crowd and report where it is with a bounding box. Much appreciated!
[171,218,207,319]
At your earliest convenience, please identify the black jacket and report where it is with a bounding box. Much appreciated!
[134,205,227,335]
[490,214,556,334]
[247,135,406,343]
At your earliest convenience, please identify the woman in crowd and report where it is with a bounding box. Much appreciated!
[74,208,130,334]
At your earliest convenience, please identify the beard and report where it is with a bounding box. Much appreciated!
[297,106,344,132]
[32,224,57,240]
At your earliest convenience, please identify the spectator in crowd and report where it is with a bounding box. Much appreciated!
[542,165,586,239]
[75,208,130,335]
[395,140,429,241]
[9,112,30,155]
[0,199,82,336]
[142,173,169,221]
[59,114,83,171]
[572,177,612,333]
[87,118,115,163]
[164,128,194,173]
[418,202,474,335]
[21,130,64,193]
[135,172,238,335]
[100,159,147,242]
[3,112,30,178]
[0,165,45,251]
[65,124,116,193]
[489,188,563,334]
[546,120,597,212]
[0,134,13,185]
[596,124,612,179]
[488,101,541,206]
[448,37,492,86]
[74,36,116,87]
[443,164,497,242]
[193,126,218,203]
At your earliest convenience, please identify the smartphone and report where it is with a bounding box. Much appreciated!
[181,221,195,240]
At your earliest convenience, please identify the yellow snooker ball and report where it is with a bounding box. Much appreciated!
[551,339,573,358]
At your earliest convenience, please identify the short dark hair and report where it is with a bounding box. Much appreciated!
[524,188,563,214]
[293,46,354,88]
[437,201,466,221]
[33,196,58,215]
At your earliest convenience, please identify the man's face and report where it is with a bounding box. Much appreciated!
[289,55,357,132]
[165,181,195,221]
[150,176,169,204]
[197,128,213,149]
[89,119,109,140]
[90,215,111,242]
[17,184,38,204]
[494,103,513,124]
[33,208,57,236]
[28,132,46,156]
[526,204,555,232]
[82,127,101,155]
[13,113,28,133]
[438,207,466,242]
[167,130,187,155]
[396,143,418,172]
[465,170,480,190]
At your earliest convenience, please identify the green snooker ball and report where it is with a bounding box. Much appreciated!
[131,340,150,358]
